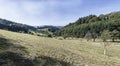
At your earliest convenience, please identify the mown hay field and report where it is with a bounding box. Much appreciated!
[0,29,120,66]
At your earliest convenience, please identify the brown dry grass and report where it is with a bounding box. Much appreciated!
[0,29,120,66]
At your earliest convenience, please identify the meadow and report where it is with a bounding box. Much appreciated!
[0,29,120,66]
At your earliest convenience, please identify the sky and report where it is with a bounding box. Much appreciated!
[0,0,120,26]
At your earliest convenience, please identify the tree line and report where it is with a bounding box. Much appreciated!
[55,11,120,41]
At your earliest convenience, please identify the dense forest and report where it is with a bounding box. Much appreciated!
[55,11,120,41]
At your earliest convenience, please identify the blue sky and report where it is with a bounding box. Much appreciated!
[0,0,120,26]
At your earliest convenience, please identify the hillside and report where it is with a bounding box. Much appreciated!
[0,18,61,37]
[37,26,63,32]
[36,26,62,36]
[0,18,36,33]
[55,11,120,38]
[0,29,120,66]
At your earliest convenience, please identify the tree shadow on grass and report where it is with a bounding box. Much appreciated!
[0,36,73,66]
[0,36,13,50]
[33,56,73,66]
[0,51,33,66]
[0,35,31,66]
[0,35,28,55]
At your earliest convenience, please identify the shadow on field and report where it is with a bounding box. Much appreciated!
[33,56,72,66]
[0,35,72,66]
[0,35,31,66]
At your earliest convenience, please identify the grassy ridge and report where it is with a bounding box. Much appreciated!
[0,29,120,66]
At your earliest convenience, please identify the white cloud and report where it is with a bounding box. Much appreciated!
[1,0,119,26]
[0,0,115,25]
[0,0,43,25]
[0,0,83,26]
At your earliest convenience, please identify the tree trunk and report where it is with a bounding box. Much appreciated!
[112,38,115,42]
[93,38,95,42]
[103,42,107,55]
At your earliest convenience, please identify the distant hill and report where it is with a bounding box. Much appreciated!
[36,26,62,37]
[55,11,120,38]
[0,18,36,33]
[55,26,63,29]
[37,26,62,32]
[0,19,61,37]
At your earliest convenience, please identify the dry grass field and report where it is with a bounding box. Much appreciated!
[0,29,120,66]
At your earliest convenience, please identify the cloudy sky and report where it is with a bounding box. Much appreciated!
[0,0,120,26]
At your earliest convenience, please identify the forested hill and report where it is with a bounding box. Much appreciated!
[37,26,61,33]
[55,11,120,38]
[0,18,61,36]
[0,18,36,33]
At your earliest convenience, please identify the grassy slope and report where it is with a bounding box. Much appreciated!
[0,29,120,66]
